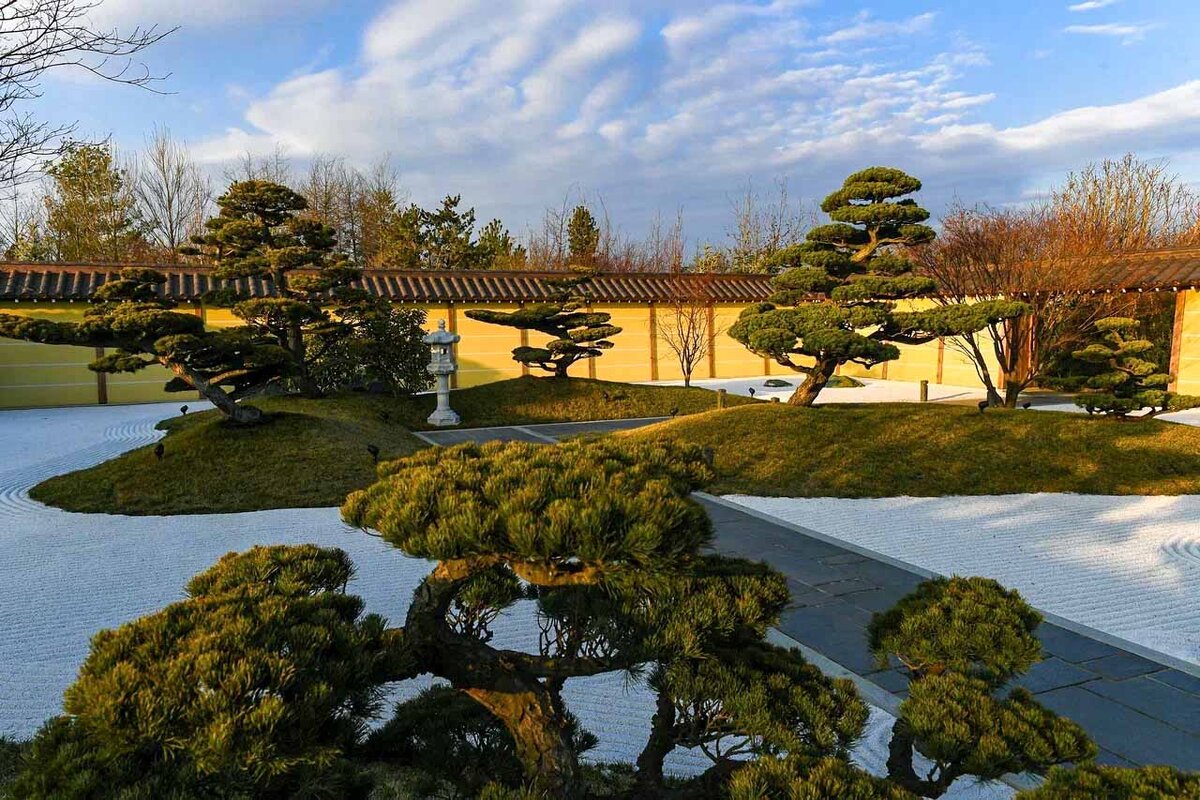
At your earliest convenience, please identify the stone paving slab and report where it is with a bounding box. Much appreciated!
[423,418,1200,772]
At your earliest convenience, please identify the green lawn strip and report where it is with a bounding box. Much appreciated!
[30,378,751,515]
[623,403,1200,497]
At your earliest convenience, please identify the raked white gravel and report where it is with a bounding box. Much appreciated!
[726,494,1200,666]
[0,402,1009,797]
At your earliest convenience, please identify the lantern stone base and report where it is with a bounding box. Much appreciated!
[427,407,461,427]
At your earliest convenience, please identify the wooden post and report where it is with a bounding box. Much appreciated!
[95,347,108,405]
[648,304,659,381]
[706,304,717,379]
[770,397,780,404]
[717,388,727,408]
[936,337,945,384]
[447,305,459,389]
[1169,289,1187,392]
[919,379,929,403]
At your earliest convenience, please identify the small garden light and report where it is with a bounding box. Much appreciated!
[366,443,380,464]
[977,400,988,414]
[180,405,189,416]
[154,442,165,462]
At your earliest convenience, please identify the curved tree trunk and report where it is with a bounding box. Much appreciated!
[467,684,580,798]
[164,361,263,425]
[886,718,954,798]
[787,360,837,406]
[634,682,677,796]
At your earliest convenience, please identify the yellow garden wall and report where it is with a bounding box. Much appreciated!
[0,298,1033,410]
[1173,290,1200,396]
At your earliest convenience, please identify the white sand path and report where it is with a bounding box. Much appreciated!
[0,402,1010,796]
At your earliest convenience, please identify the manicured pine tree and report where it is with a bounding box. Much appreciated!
[341,437,870,797]
[868,576,1096,798]
[729,167,1027,406]
[465,273,622,377]
[11,545,393,798]
[1016,764,1200,799]
[184,180,361,397]
[1070,316,1200,418]
[0,267,288,424]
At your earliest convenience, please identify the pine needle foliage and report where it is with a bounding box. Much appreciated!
[726,756,917,800]
[1016,764,1200,799]
[12,545,393,799]
[464,274,621,377]
[0,267,289,424]
[1070,317,1200,418]
[868,577,1095,798]
[184,180,364,396]
[729,167,1026,406]
[342,437,867,797]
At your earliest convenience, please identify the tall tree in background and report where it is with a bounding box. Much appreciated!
[134,128,210,260]
[730,167,1024,406]
[477,217,526,269]
[421,194,479,270]
[726,179,811,273]
[184,180,360,396]
[567,204,599,268]
[0,0,171,188]
[43,142,146,262]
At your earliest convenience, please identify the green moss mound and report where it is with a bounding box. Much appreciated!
[625,402,1200,497]
[30,378,750,515]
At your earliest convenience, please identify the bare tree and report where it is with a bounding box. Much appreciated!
[659,276,722,386]
[0,1,172,188]
[920,155,1200,407]
[223,145,292,185]
[134,127,209,260]
[726,178,812,272]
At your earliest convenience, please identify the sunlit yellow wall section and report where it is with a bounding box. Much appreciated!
[0,303,101,407]
[712,304,769,378]
[1173,290,1200,395]
[453,304,524,388]
[591,305,653,382]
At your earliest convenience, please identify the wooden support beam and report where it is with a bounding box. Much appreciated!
[706,304,717,379]
[936,337,945,384]
[648,304,659,381]
[447,305,459,389]
[1169,290,1187,392]
[95,347,108,405]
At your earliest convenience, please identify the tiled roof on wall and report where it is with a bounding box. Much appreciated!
[0,264,776,304]
[4,245,1200,303]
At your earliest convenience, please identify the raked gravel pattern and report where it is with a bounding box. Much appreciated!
[0,402,1008,798]
[726,494,1200,666]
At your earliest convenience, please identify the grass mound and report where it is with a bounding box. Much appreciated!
[31,402,424,515]
[30,378,749,515]
[625,402,1200,497]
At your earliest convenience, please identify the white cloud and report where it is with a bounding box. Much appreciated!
[1064,22,1159,43]
[88,0,329,28]
[821,12,935,45]
[1068,0,1120,11]
[184,0,1200,239]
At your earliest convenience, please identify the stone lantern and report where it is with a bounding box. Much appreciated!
[423,319,461,427]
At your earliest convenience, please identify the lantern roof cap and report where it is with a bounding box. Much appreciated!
[423,319,461,345]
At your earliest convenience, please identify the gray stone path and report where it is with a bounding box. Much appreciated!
[439,418,1200,772]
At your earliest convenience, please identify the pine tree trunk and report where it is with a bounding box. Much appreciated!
[466,685,579,798]
[634,683,676,796]
[164,361,263,425]
[886,717,953,798]
[787,360,836,406]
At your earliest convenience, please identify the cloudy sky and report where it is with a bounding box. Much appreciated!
[43,0,1200,242]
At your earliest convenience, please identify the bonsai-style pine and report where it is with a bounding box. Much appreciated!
[1070,317,1200,418]
[184,180,362,396]
[11,545,392,799]
[341,437,869,797]
[1016,764,1200,799]
[868,577,1096,798]
[465,274,621,377]
[729,167,1026,406]
[0,267,288,424]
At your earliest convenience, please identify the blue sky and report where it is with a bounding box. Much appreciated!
[39,0,1200,243]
